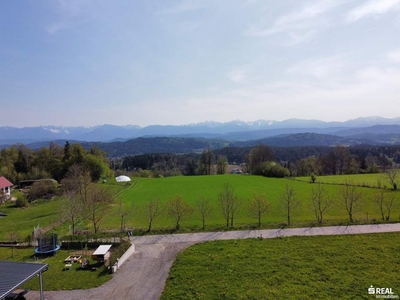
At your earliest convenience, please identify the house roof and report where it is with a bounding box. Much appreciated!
[0,177,13,189]
[93,245,112,255]
[0,261,48,299]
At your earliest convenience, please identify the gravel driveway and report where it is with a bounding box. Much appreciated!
[25,223,400,300]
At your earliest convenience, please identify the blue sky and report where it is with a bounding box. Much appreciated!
[1,0,400,127]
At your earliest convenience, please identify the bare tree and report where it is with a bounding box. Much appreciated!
[218,184,242,227]
[219,184,233,227]
[373,191,397,221]
[195,196,213,230]
[279,185,300,226]
[61,190,83,235]
[117,196,135,232]
[168,195,193,230]
[309,184,334,225]
[385,169,399,190]
[249,193,270,227]
[145,198,165,232]
[339,183,363,223]
[84,186,113,234]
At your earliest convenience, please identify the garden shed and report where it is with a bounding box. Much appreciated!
[91,245,112,263]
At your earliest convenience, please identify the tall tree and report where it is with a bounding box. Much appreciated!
[84,186,113,234]
[216,156,228,174]
[247,145,275,175]
[249,193,270,227]
[167,195,193,230]
[61,190,83,235]
[198,149,215,175]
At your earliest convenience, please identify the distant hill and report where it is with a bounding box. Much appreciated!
[1,116,400,144]
[21,133,399,158]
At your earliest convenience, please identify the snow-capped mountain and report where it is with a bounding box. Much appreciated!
[1,116,400,144]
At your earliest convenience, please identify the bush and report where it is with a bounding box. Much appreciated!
[28,180,58,201]
[262,162,290,178]
[15,195,28,207]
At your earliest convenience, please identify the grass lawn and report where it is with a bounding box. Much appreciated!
[161,233,400,300]
[0,197,65,241]
[0,247,111,290]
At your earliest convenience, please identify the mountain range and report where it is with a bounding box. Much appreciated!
[1,116,400,145]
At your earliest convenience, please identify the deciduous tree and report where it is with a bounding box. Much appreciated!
[168,195,193,230]
[309,184,334,225]
[145,198,165,232]
[195,196,213,230]
[279,185,300,226]
[373,191,397,221]
[339,182,363,223]
[249,193,270,227]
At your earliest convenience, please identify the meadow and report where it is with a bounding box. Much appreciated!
[103,174,399,231]
[1,174,399,240]
[296,173,388,188]
[161,232,400,300]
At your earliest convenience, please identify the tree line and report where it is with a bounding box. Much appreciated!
[120,144,400,178]
[0,141,110,184]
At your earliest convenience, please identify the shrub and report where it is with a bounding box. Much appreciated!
[15,195,28,207]
[28,180,58,201]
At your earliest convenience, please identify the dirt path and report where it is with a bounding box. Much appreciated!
[25,223,400,300]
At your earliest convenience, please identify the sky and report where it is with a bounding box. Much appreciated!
[1,0,400,127]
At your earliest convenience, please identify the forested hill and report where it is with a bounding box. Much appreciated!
[10,132,400,158]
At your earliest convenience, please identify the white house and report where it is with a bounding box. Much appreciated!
[0,176,13,200]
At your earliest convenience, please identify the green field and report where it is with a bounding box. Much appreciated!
[161,233,400,300]
[104,175,399,231]
[297,173,389,188]
[1,174,399,239]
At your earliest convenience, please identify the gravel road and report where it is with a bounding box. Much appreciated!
[25,223,400,300]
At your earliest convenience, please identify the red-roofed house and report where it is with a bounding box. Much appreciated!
[0,176,13,200]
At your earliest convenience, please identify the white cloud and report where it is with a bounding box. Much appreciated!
[346,0,400,22]
[387,49,400,63]
[247,0,344,44]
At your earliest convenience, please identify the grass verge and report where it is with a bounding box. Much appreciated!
[161,232,400,300]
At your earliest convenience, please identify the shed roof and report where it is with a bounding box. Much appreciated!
[0,261,48,299]
[0,177,13,189]
[93,245,112,255]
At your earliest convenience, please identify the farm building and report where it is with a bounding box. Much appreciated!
[0,176,13,200]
